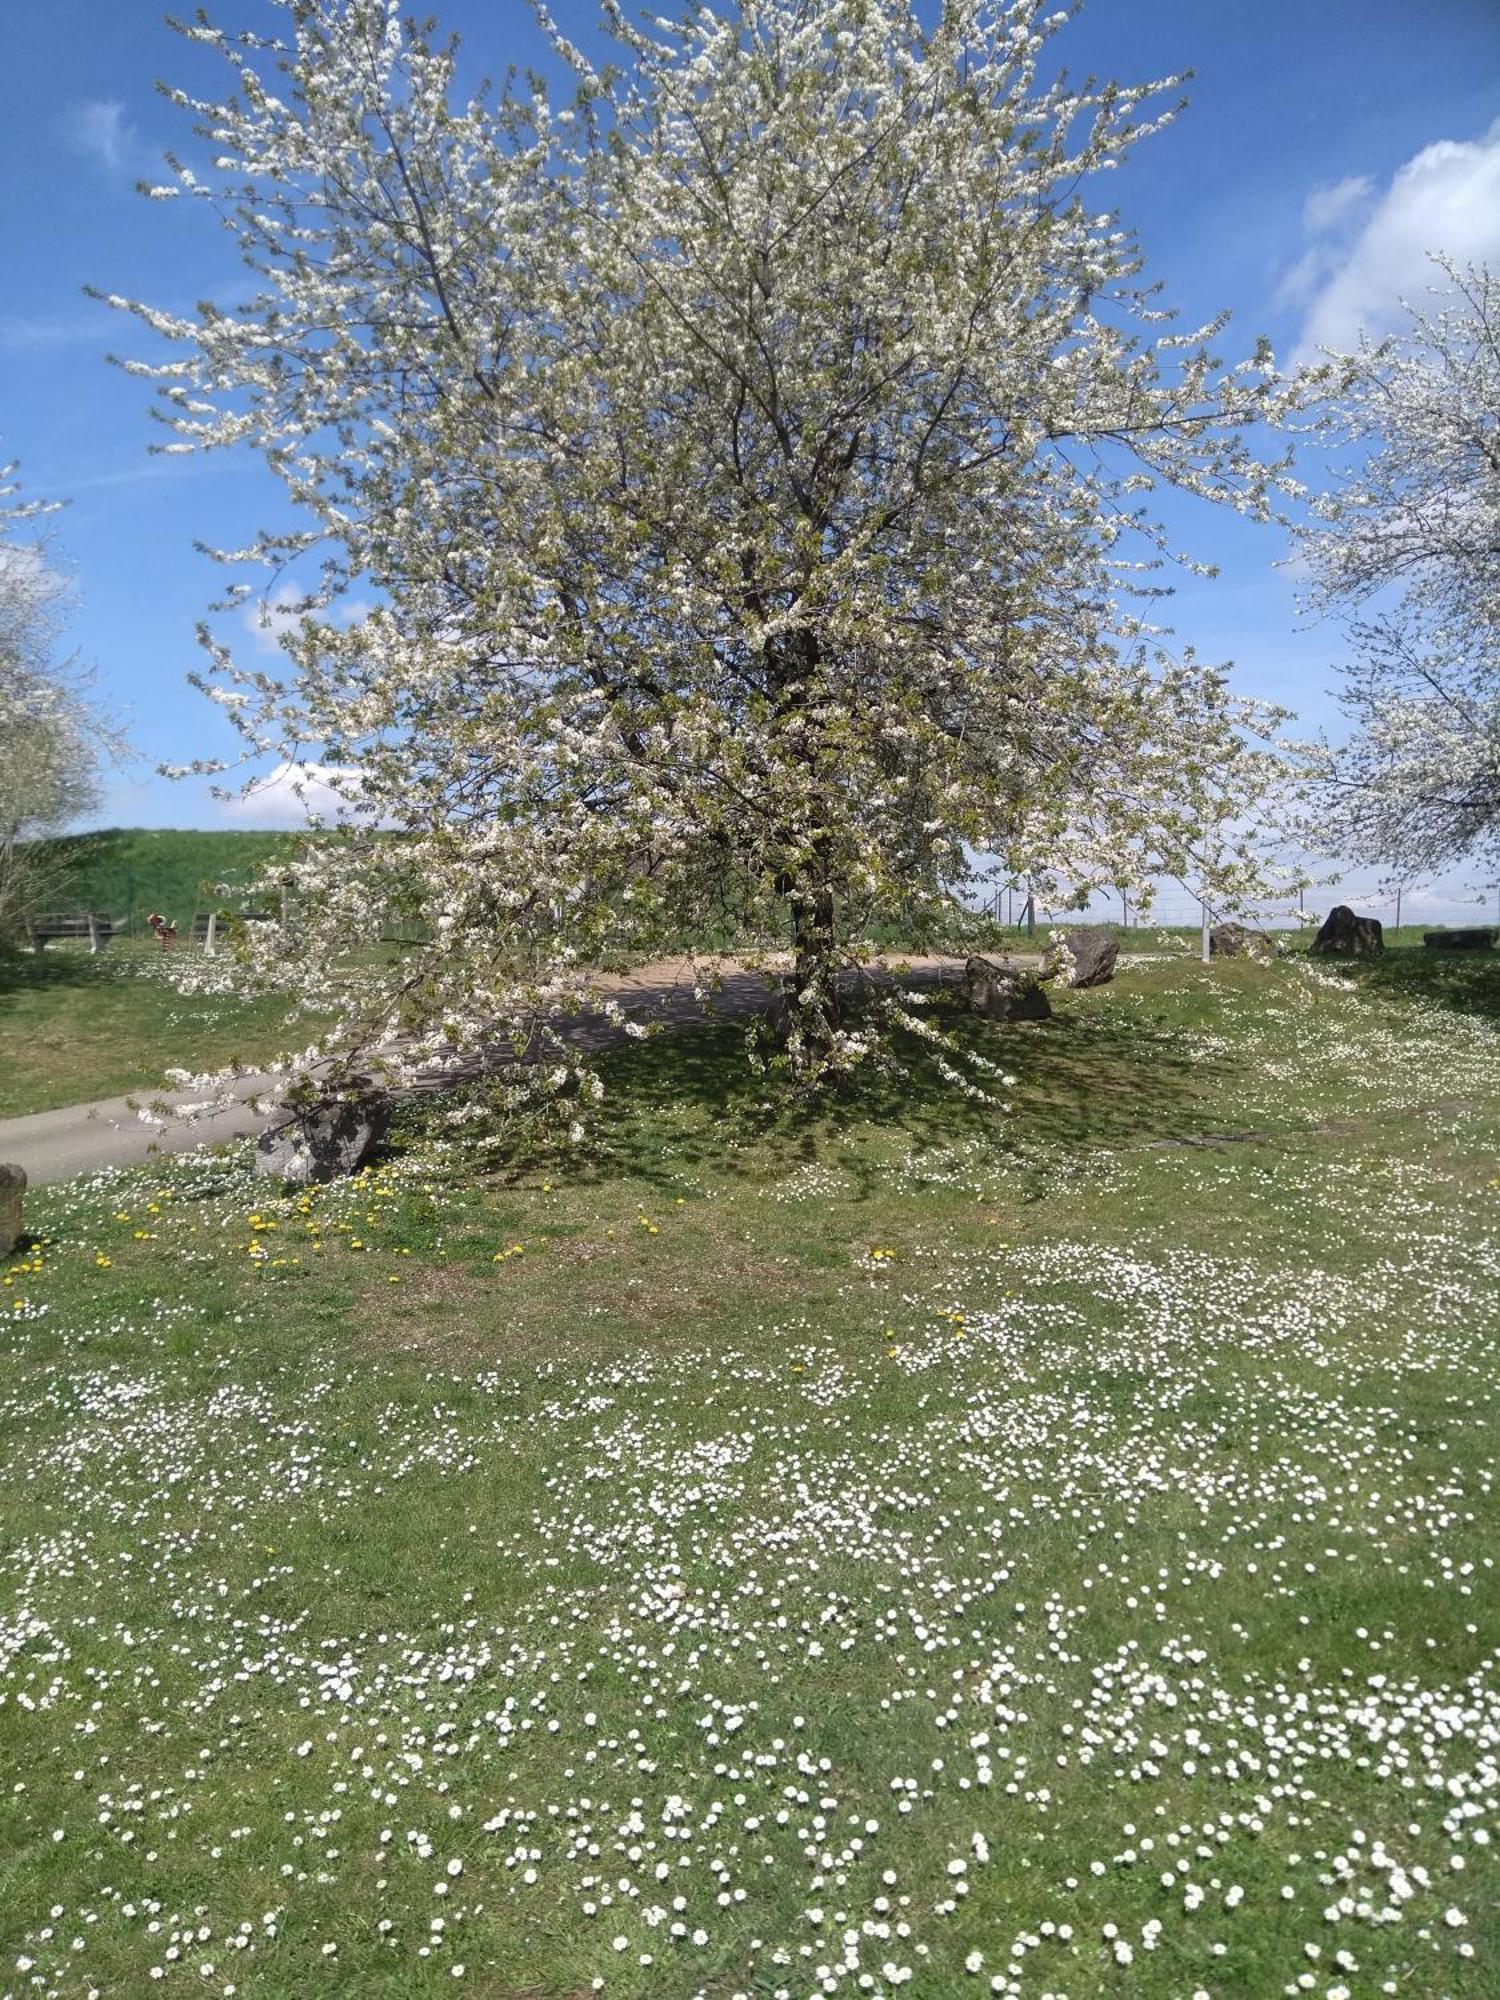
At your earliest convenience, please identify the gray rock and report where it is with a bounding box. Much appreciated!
[966,956,1052,1021]
[1423,927,1497,951]
[1060,925,1118,988]
[0,1162,25,1259]
[1310,905,1383,957]
[255,1096,389,1185]
[1210,923,1273,961]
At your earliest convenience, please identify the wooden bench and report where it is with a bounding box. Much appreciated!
[25,912,116,952]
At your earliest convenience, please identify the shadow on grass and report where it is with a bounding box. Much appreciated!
[1323,943,1500,1025]
[0,947,104,1007]
[519,986,1221,1198]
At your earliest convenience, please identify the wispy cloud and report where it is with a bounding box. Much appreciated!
[63,460,193,495]
[1287,118,1500,365]
[1278,174,1376,304]
[1301,174,1374,238]
[62,98,151,179]
[0,313,109,355]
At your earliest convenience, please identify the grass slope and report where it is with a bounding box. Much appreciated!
[23,828,303,928]
[0,949,1497,1996]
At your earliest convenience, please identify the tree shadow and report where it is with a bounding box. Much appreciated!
[555,983,1222,1199]
[0,947,104,1007]
[1329,945,1500,1026]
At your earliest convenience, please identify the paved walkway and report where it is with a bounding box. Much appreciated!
[1,953,1033,1186]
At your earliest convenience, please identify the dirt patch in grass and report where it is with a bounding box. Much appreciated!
[385,1259,486,1308]
[373,1206,818,1356]
[350,1259,503,1365]
[581,1244,811,1332]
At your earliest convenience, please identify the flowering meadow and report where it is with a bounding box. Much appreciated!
[2,952,1498,1998]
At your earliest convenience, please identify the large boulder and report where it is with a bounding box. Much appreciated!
[255,1096,389,1185]
[1423,927,1497,951]
[1210,922,1273,961]
[0,1163,25,1259]
[1055,925,1118,988]
[965,956,1052,1022]
[1310,905,1383,957]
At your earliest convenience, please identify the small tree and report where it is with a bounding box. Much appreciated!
[1294,259,1500,877]
[0,470,109,945]
[111,0,1293,1112]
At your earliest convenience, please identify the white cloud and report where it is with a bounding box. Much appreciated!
[63,99,143,177]
[1290,120,1500,365]
[219,761,369,829]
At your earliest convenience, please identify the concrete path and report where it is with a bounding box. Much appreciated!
[1,953,1034,1187]
[0,1073,275,1188]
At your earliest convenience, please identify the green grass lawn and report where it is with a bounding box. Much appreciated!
[1,948,1498,1997]
[0,945,324,1118]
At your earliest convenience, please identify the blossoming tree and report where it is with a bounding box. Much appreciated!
[0,470,110,944]
[109,0,1294,1112]
[1295,259,1500,878]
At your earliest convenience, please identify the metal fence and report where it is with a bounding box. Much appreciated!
[974,875,1499,940]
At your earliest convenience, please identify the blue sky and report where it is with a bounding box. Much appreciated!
[3,0,1499,920]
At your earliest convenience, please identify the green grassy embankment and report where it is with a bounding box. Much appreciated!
[22,827,304,930]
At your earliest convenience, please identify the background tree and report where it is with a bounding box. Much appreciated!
[113,0,1294,1110]
[0,469,110,945]
[1294,258,1500,878]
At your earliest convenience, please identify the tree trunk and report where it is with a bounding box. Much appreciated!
[778,864,840,1065]
[792,882,837,1000]
[767,626,841,1063]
